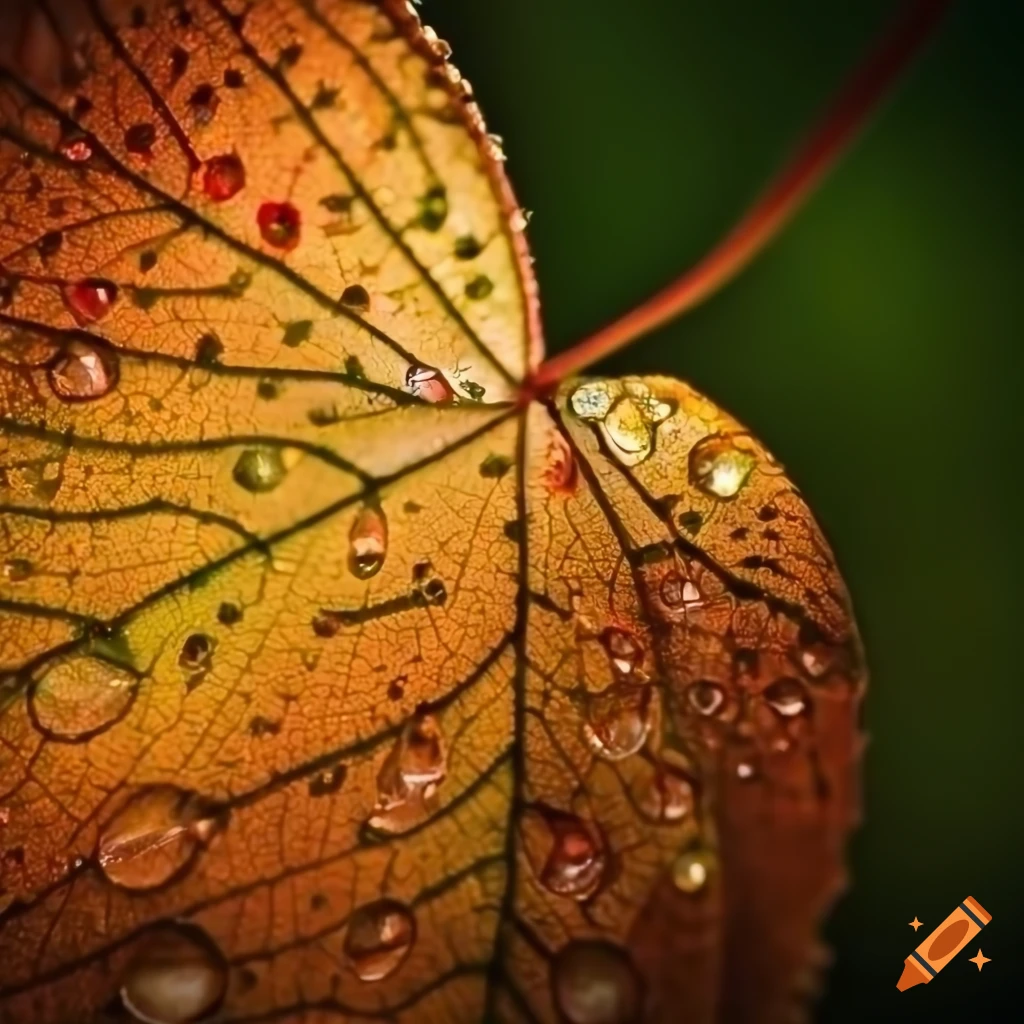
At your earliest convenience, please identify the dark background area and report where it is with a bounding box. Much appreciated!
[428,1,1021,1020]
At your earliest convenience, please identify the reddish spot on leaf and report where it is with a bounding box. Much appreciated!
[257,200,301,250]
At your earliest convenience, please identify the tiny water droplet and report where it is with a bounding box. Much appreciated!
[349,504,387,579]
[124,123,156,155]
[47,341,118,402]
[583,682,655,761]
[63,279,118,324]
[599,627,644,677]
[178,634,215,677]
[405,364,455,402]
[2,558,33,582]
[202,153,245,201]
[344,899,416,982]
[99,786,223,891]
[736,761,756,780]
[655,571,701,617]
[232,448,286,493]
[689,435,756,499]
[257,201,301,250]
[672,847,716,893]
[121,922,227,1024]
[308,764,347,798]
[538,809,605,900]
[800,645,832,678]
[763,677,809,717]
[552,940,641,1024]
[59,136,92,162]
[340,283,370,312]
[31,655,137,741]
[686,680,726,717]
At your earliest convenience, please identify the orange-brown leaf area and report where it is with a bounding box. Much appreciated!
[0,2,864,1022]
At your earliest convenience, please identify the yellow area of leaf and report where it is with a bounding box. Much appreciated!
[0,3,863,1023]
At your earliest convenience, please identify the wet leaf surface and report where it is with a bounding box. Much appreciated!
[0,3,863,1022]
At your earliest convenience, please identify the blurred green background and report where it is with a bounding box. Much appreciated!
[431,1,1021,1019]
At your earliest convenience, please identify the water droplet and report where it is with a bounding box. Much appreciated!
[344,899,416,982]
[349,504,387,579]
[340,283,370,312]
[763,677,808,717]
[655,571,702,618]
[257,201,301,250]
[124,123,156,156]
[603,397,653,463]
[202,153,246,201]
[98,786,223,891]
[63,278,118,323]
[686,680,725,717]
[405,364,455,402]
[454,234,481,260]
[799,645,832,678]
[599,628,644,677]
[370,712,445,832]
[121,922,227,1024]
[583,683,655,761]
[31,655,137,741]
[465,275,493,300]
[538,809,605,900]
[672,847,715,893]
[551,940,641,1024]
[232,448,286,493]
[570,381,614,421]
[308,764,347,798]
[2,558,33,582]
[46,341,118,402]
[418,186,447,231]
[59,136,92,162]
[637,764,694,824]
[179,634,215,674]
[689,435,756,499]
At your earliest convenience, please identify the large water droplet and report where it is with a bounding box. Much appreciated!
[47,341,117,402]
[99,786,223,891]
[583,682,655,761]
[63,278,118,324]
[552,940,642,1024]
[672,847,716,893]
[763,677,809,717]
[405,364,455,402]
[370,712,445,832]
[344,899,416,982]
[538,809,605,900]
[232,448,286,493]
[202,153,246,201]
[569,381,614,421]
[121,922,227,1024]
[686,680,726,717]
[349,504,387,579]
[30,655,137,741]
[637,764,694,824]
[689,435,756,499]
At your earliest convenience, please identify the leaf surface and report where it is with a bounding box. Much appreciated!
[0,3,863,1022]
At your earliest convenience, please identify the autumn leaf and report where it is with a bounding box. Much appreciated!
[0,1,947,1021]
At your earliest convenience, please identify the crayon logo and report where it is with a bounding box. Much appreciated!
[897,896,992,991]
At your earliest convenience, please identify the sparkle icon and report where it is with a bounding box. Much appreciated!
[909,917,923,931]
[968,950,990,971]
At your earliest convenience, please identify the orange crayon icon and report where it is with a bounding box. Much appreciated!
[897,896,992,991]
